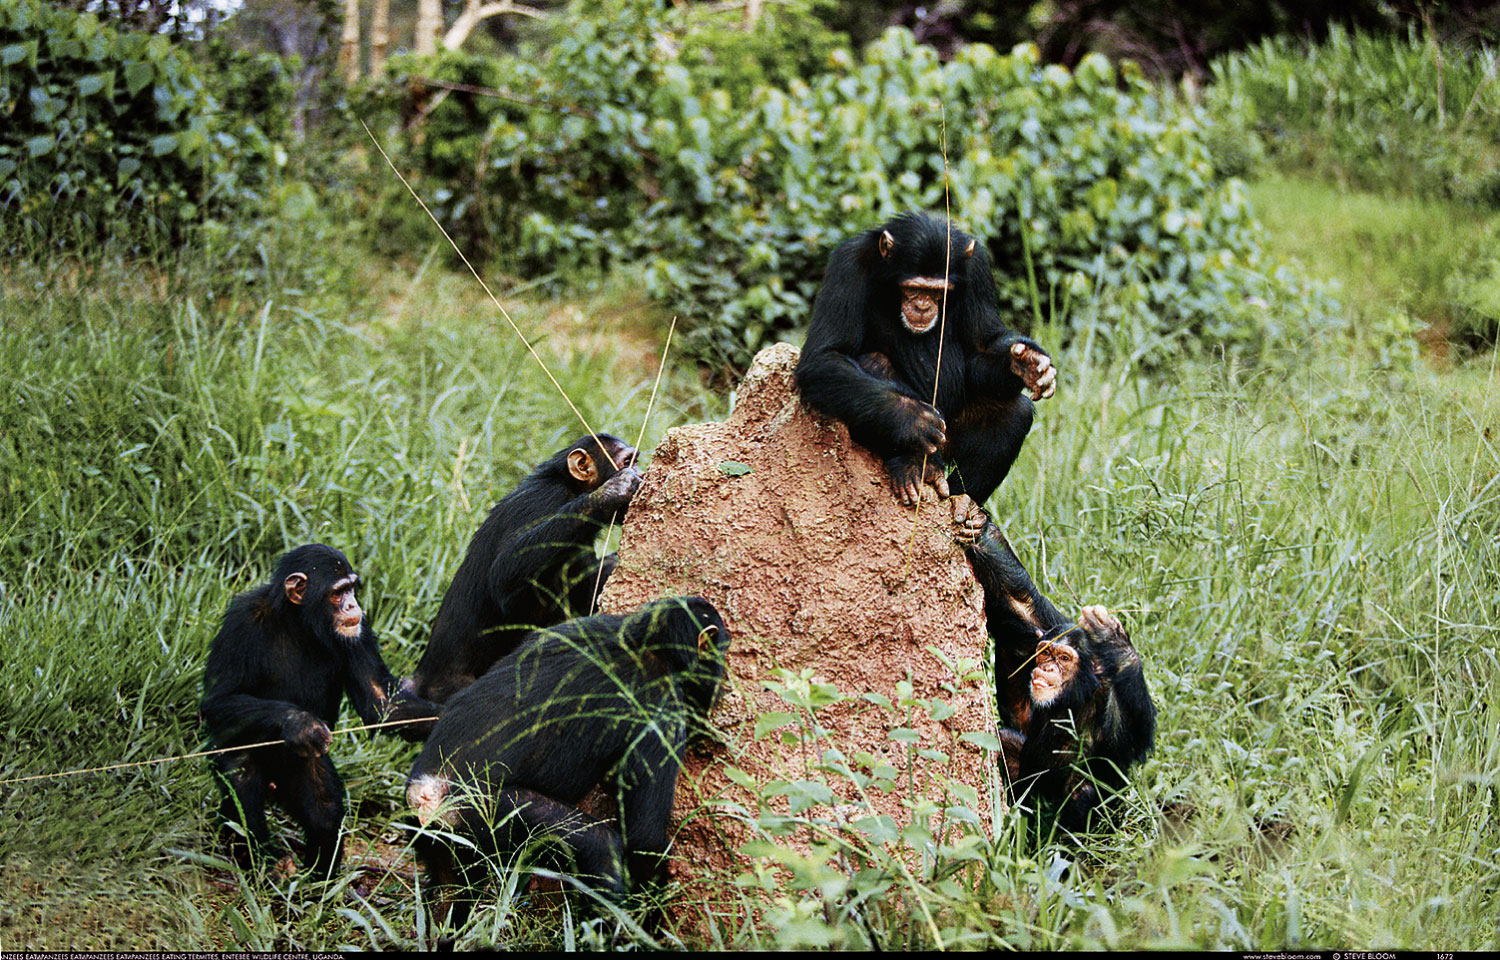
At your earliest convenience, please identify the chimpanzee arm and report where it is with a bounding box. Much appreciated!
[341,628,398,726]
[957,247,1056,401]
[201,680,328,753]
[966,520,1069,642]
[617,714,688,891]
[487,473,638,613]
[796,245,947,459]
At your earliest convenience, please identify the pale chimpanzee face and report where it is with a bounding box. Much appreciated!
[1030,636,1079,706]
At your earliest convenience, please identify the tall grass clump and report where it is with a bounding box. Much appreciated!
[1204,25,1500,206]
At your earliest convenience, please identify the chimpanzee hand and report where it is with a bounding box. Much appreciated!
[282,711,332,757]
[593,465,643,512]
[1006,338,1056,400]
[385,678,441,742]
[886,454,949,506]
[948,494,987,544]
[891,394,947,455]
[1078,605,1141,674]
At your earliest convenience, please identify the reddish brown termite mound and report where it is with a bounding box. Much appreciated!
[597,342,998,925]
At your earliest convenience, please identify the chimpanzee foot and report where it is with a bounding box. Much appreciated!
[1009,341,1057,400]
[886,456,950,507]
[949,495,986,544]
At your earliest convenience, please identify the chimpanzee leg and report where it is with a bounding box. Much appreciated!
[495,787,627,900]
[618,731,685,893]
[415,811,491,933]
[945,394,1034,508]
[279,752,346,879]
[214,751,276,867]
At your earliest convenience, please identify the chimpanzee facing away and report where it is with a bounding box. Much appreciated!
[405,596,731,930]
[200,544,429,877]
[795,211,1057,509]
[398,434,642,712]
[965,519,1157,832]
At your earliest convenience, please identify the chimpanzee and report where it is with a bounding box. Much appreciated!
[397,434,642,712]
[795,211,1057,509]
[405,596,731,929]
[200,543,430,877]
[965,519,1157,832]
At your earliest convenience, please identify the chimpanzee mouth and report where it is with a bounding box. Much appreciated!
[901,295,941,333]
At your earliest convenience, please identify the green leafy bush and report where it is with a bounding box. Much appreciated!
[1204,26,1500,206]
[364,0,1336,368]
[0,0,286,250]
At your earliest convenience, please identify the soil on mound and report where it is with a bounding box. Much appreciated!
[597,342,998,916]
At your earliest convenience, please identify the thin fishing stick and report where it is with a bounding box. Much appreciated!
[590,316,678,615]
[903,100,955,578]
[0,717,432,787]
[359,119,618,470]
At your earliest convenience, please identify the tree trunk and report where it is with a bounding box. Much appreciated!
[744,0,762,29]
[371,0,390,74]
[443,0,547,52]
[416,0,443,56]
[338,0,361,85]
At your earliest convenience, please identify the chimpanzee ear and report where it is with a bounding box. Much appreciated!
[878,229,896,259]
[696,624,718,655]
[964,238,977,258]
[283,572,308,606]
[567,448,598,484]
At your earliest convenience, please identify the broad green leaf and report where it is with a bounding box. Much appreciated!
[123,61,152,96]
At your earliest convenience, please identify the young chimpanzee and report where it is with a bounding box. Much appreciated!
[795,211,1057,509]
[965,520,1157,832]
[405,596,731,930]
[200,543,428,877]
[397,433,642,712]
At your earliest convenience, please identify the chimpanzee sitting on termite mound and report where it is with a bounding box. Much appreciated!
[795,211,1057,510]
[392,433,642,719]
[200,544,432,878]
[405,596,731,931]
[965,519,1157,832]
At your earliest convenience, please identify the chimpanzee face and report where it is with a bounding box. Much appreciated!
[325,573,363,639]
[1030,635,1079,706]
[875,221,979,335]
[282,560,363,641]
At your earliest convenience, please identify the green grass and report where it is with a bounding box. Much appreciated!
[2,221,1498,949]
[1246,175,1500,342]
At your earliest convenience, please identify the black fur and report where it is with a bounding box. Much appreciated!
[966,522,1157,832]
[200,543,418,877]
[403,434,641,708]
[406,596,730,928]
[795,211,1050,508]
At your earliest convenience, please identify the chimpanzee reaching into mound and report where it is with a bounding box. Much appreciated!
[965,520,1157,832]
[200,544,430,877]
[795,211,1057,509]
[397,434,642,713]
[405,596,730,930]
